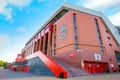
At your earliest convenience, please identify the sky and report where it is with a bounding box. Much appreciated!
[0,0,120,62]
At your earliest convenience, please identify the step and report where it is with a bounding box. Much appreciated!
[51,57,89,77]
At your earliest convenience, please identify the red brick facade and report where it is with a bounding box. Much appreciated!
[20,6,120,74]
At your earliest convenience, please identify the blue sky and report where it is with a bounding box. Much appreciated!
[0,0,120,62]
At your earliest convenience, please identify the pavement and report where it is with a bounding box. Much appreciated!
[0,69,120,80]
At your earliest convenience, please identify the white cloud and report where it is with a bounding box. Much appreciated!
[0,43,24,62]
[0,0,32,21]
[0,34,27,62]
[84,0,120,10]
[19,27,25,32]
[109,12,120,26]
[18,27,28,35]
[8,0,32,8]
[83,0,120,16]
[0,0,12,21]
[0,46,20,62]
[82,0,120,26]
[0,33,10,50]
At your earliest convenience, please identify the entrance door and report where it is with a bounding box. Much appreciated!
[118,65,120,72]
[84,61,109,73]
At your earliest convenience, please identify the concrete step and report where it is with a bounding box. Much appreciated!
[51,56,89,77]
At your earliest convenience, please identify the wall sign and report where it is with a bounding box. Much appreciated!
[111,64,114,67]
[94,54,101,60]
[59,24,67,39]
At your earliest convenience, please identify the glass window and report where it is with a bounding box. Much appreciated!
[109,43,112,47]
[106,30,109,33]
[115,51,120,62]
[54,25,56,55]
[94,18,104,53]
[107,37,110,40]
[73,14,79,49]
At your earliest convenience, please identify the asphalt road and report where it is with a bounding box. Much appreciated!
[0,69,120,80]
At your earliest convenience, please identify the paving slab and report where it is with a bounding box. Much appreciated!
[0,69,120,80]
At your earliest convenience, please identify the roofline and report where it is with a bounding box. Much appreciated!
[25,2,120,46]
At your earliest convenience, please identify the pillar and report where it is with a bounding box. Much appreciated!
[42,34,46,52]
[47,31,52,55]
[39,38,42,51]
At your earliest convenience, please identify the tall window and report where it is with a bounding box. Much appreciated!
[94,18,104,53]
[54,25,56,55]
[115,51,120,62]
[116,26,120,34]
[73,14,79,49]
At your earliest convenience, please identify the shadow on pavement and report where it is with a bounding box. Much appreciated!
[0,69,53,79]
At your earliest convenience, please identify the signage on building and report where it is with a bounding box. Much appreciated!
[111,64,114,67]
[94,54,101,60]
[59,24,67,39]
[17,54,22,59]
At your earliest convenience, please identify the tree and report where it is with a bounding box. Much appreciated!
[0,60,7,67]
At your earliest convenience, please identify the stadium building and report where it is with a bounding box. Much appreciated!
[11,3,120,78]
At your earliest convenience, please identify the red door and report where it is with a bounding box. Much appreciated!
[84,61,108,73]
[84,62,90,73]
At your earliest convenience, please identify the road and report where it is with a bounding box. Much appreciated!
[0,69,120,80]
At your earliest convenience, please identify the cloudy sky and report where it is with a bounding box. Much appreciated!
[0,0,120,62]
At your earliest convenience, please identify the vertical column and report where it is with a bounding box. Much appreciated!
[36,40,39,51]
[47,31,51,55]
[52,29,54,55]
[39,38,42,51]
[25,50,27,57]
[33,42,36,53]
[37,39,40,51]
[53,25,56,55]
[28,46,30,55]
[26,49,28,56]
[42,34,46,52]
[30,45,32,54]
[32,43,34,54]
[28,46,31,55]
[34,41,38,52]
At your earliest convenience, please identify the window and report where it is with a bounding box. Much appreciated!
[73,13,79,49]
[116,26,120,34]
[106,30,109,33]
[109,43,112,47]
[75,44,79,49]
[94,18,104,53]
[54,25,56,55]
[100,47,104,53]
[115,51,120,62]
[107,37,110,40]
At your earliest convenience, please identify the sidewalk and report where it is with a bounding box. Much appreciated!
[0,69,120,80]
[0,69,39,79]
